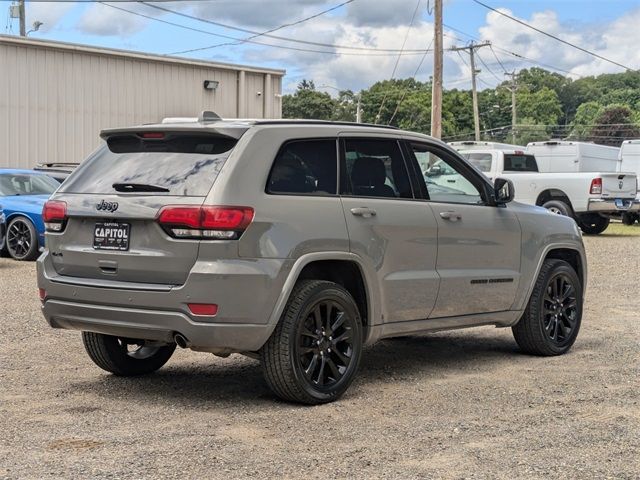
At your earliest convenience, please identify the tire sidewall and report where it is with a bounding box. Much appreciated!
[532,262,583,354]
[288,285,363,403]
[542,200,572,218]
[7,216,38,261]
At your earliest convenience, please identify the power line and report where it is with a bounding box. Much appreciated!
[99,2,432,57]
[170,0,356,54]
[443,23,582,78]
[374,0,421,124]
[489,45,508,74]
[471,0,635,71]
[388,36,435,125]
[475,50,502,83]
[143,1,433,54]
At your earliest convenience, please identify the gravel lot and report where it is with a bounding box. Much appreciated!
[1,226,639,479]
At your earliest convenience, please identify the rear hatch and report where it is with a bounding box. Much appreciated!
[47,129,242,285]
[599,173,637,199]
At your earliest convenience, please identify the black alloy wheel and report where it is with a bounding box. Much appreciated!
[7,217,39,260]
[512,259,583,356]
[541,273,578,347]
[261,280,363,404]
[296,300,355,390]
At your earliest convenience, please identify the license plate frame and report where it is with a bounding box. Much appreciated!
[93,222,130,251]
[614,198,626,209]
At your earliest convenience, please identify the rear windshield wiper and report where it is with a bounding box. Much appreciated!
[112,182,170,193]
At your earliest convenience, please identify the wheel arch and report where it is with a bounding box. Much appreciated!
[518,244,587,314]
[536,189,574,212]
[266,252,381,345]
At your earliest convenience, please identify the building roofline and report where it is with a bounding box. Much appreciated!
[0,34,286,76]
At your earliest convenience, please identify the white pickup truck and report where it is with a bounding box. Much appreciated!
[438,147,639,234]
[619,140,640,225]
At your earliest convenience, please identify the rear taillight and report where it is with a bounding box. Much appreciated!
[42,200,67,232]
[590,178,602,195]
[157,206,254,240]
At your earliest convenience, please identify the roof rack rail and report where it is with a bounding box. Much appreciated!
[254,119,400,129]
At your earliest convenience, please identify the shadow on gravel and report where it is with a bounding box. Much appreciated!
[70,332,522,407]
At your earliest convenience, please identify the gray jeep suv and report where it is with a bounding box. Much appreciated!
[37,115,586,404]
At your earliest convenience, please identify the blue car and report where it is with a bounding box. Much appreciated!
[0,206,6,253]
[0,169,59,260]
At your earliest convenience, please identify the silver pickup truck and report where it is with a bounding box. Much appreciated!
[38,116,587,404]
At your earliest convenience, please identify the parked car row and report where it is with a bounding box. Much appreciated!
[443,140,640,234]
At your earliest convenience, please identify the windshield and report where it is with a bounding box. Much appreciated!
[0,173,59,196]
[60,134,238,196]
[462,153,492,173]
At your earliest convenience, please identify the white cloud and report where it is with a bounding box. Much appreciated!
[76,3,157,37]
[26,2,74,33]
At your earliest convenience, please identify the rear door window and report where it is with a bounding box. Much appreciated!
[267,139,337,195]
[59,133,238,196]
[503,154,538,172]
[341,139,413,199]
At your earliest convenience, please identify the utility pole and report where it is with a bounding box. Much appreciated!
[430,0,443,139]
[356,93,362,123]
[505,71,518,144]
[18,0,26,37]
[450,41,491,141]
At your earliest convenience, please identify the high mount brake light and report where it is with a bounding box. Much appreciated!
[140,132,165,139]
[42,200,67,232]
[590,178,602,195]
[157,206,254,240]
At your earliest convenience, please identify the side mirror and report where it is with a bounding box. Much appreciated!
[494,177,515,204]
[426,165,442,177]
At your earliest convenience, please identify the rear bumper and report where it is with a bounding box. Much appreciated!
[37,252,292,352]
[587,198,639,213]
[42,300,273,352]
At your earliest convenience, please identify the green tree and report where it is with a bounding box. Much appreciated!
[282,80,336,120]
[590,104,640,146]
[568,101,603,140]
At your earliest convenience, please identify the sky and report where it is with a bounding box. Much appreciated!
[2,0,640,93]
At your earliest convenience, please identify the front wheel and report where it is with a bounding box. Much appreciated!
[7,217,39,260]
[512,259,583,356]
[82,332,176,376]
[261,280,363,404]
[577,214,610,235]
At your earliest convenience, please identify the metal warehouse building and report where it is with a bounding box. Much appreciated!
[0,35,285,169]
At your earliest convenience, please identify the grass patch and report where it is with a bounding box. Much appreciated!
[603,222,640,236]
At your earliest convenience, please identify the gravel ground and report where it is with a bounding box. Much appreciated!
[1,227,639,479]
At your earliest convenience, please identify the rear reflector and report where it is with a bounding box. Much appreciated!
[157,205,254,240]
[590,178,602,195]
[42,200,67,232]
[187,303,218,316]
[38,288,46,301]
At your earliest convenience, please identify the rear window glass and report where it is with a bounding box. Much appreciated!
[267,139,337,195]
[504,154,538,172]
[60,134,237,196]
[463,153,493,173]
[0,173,59,196]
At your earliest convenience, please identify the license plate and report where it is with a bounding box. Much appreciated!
[615,199,626,209]
[93,222,130,251]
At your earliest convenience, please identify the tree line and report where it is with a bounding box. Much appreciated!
[283,69,640,146]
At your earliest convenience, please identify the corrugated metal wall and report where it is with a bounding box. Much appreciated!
[0,37,284,168]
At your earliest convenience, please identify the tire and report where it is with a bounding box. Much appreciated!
[260,280,363,405]
[577,214,610,235]
[621,213,636,226]
[542,200,573,218]
[512,259,582,356]
[6,217,39,261]
[82,332,176,376]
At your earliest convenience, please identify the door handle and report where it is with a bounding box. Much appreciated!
[350,207,377,218]
[446,179,456,183]
[440,211,462,221]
